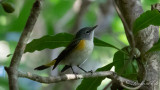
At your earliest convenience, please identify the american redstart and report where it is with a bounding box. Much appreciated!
[34,25,98,73]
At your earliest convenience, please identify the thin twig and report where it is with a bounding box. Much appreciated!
[113,0,135,49]
[5,0,42,90]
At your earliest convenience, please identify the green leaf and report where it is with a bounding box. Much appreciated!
[113,46,137,80]
[76,63,114,90]
[94,38,121,51]
[24,33,73,53]
[147,39,160,52]
[25,33,121,53]
[133,9,160,34]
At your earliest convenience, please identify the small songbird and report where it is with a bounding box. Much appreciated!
[34,25,97,73]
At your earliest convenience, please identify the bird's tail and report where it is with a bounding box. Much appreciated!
[34,60,56,70]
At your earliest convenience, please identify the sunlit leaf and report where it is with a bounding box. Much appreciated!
[76,63,114,90]
[133,10,160,34]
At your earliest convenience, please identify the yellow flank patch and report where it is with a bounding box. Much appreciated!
[45,60,56,66]
[76,40,86,50]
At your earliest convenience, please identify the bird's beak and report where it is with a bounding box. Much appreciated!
[89,25,98,32]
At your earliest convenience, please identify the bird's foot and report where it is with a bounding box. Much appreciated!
[72,71,78,75]
[87,70,93,74]
[74,72,79,75]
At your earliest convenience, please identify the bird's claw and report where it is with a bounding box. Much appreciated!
[73,72,78,74]
[87,70,93,74]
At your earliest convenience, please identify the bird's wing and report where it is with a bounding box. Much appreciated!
[52,38,81,70]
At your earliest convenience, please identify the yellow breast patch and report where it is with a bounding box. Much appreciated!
[76,40,86,50]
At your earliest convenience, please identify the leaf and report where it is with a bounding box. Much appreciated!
[94,38,121,50]
[113,47,129,73]
[147,39,160,52]
[76,63,114,90]
[24,33,73,53]
[24,33,121,53]
[113,46,138,80]
[133,9,160,34]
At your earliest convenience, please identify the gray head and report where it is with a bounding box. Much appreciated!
[75,25,98,40]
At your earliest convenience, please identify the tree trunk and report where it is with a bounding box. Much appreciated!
[115,0,160,90]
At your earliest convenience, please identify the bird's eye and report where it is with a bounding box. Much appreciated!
[86,31,89,34]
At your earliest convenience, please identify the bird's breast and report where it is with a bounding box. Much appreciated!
[62,40,94,65]
[75,40,86,50]
[74,40,94,55]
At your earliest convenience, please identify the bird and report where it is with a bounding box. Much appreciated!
[34,25,98,74]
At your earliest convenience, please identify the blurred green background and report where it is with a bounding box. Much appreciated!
[0,0,159,90]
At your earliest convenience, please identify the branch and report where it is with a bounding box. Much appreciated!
[5,0,42,90]
[113,0,135,49]
[18,71,139,86]
[113,0,160,90]
[104,0,145,90]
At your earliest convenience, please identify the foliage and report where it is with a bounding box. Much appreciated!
[24,33,121,53]
[0,0,159,90]
[77,63,114,90]
[133,9,160,53]
[24,33,73,53]
[133,9,160,34]
[113,47,138,80]
[77,46,138,89]
[147,39,160,52]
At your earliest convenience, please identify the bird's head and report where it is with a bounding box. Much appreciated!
[75,25,98,40]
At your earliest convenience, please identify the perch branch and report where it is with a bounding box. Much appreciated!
[18,71,140,86]
[5,0,42,90]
